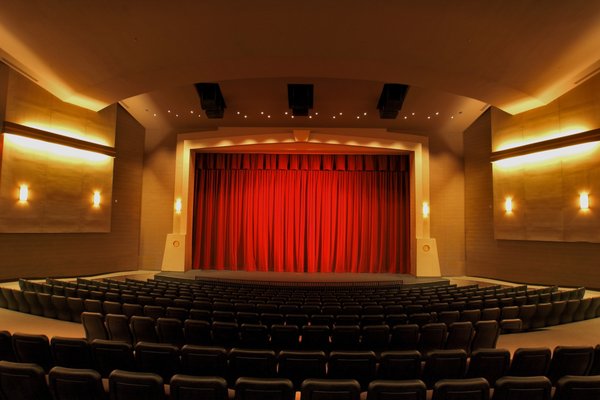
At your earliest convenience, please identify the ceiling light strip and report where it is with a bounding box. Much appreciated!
[2,121,116,157]
[490,129,600,162]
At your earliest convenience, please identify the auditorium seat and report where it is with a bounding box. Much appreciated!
[421,349,468,389]
[508,347,551,377]
[310,314,334,328]
[50,336,94,369]
[91,339,135,378]
[170,374,228,400]
[432,378,489,400]
[518,304,537,330]
[390,324,419,350]
[228,348,277,385]
[327,350,377,390]
[560,300,580,324]
[105,314,134,344]
[67,297,86,322]
[260,313,285,329]
[135,341,180,381]
[109,370,164,400]
[211,321,240,349]
[466,348,510,386]
[23,291,43,316]
[156,317,184,347]
[122,303,144,318]
[471,320,499,352]
[438,311,461,326]
[84,299,104,314]
[361,324,390,352]
[103,300,123,315]
[286,314,310,328]
[12,289,30,313]
[492,376,551,400]
[530,303,552,329]
[277,350,327,390]
[37,293,58,319]
[239,323,270,349]
[236,312,261,325]
[331,325,361,350]
[585,297,600,319]
[183,319,212,345]
[0,360,52,400]
[547,345,594,384]
[553,375,600,400]
[460,309,481,325]
[445,321,474,352]
[377,350,422,380]
[366,379,426,400]
[52,295,72,321]
[189,309,211,322]
[130,315,159,343]
[573,298,592,322]
[48,366,105,400]
[481,307,501,321]
[0,331,15,362]
[301,325,330,351]
[301,378,360,400]
[545,300,567,326]
[418,323,447,356]
[12,332,53,372]
[336,314,360,326]
[180,345,228,377]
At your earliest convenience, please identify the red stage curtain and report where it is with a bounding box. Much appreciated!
[192,153,410,273]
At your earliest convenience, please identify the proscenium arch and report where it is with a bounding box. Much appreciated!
[163,127,440,277]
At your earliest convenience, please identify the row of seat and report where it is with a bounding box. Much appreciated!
[81,312,500,353]
[3,362,599,400]
[3,329,599,389]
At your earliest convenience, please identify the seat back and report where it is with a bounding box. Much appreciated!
[445,322,473,352]
[554,375,600,400]
[366,379,426,400]
[300,325,330,351]
[90,339,135,378]
[377,350,422,380]
[134,341,180,381]
[239,324,270,349]
[170,374,228,400]
[471,320,499,351]
[547,345,594,384]
[12,332,53,372]
[0,360,52,400]
[229,348,277,384]
[508,347,551,377]
[300,378,360,400]
[277,350,327,390]
[466,348,510,386]
[492,376,551,400]
[81,312,109,341]
[421,349,467,389]
[51,295,72,321]
[67,297,85,322]
[109,369,164,400]
[50,336,93,369]
[270,325,300,351]
[156,317,184,346]
[418,323,447,356]
[130,315,158,343]
[23,291,43,316]
[327,351,377,390]
[432,378,489,400]
[331,325,361,350]
[183,319,212,345]
[180,345,228,377]
[390,324,419,350]
[234,377,295,400]
[0,331,15,362]
[48,366,105,400]
[361,325,390,352]
[106,313,133,344]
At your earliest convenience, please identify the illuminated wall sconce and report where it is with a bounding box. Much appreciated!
[174,198,182,214]
[422,202,430,218]
[92,191,101,208]
[18,184,29,203]
[580,192,590,210]
[504,197,513,213]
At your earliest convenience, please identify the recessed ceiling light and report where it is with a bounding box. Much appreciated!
[260,111,264,115]
[168,110,171,113]
[333,116,336,119]
[176,114,179,117]
[284,112,288,115]
[237,111,240,115]
[356,116,360,119]
[363,112,367,116]
[153,113,157,117]
[315,112,319,116]
[291,115,295,119]
[309,116,313,119]
[435,112,439,115]
[427,116,430,119]
[190,110,194,114]
[404,116,408,119]
[451,115,454,119]
[244,115,247,118]
[339,112,343,115]
[411,112,415,116]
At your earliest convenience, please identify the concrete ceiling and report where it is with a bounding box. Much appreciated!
[1,1,600,135]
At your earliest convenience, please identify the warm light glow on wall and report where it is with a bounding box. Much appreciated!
[495,126,590,152]
[422,202,430,218]
[18,184,28,203]
[22,121,110,147]
[3,134,111,163]
[504,197,513,213]
[493,142,600,169]
[92,191,101,208]
[174,198,182,214]
[580,192,590,210]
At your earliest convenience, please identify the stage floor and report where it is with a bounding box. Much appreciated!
[156,270,449,288]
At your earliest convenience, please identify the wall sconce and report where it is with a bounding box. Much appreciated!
[92,191,101,208]
[18,184,29,203]
[504,197,513,213]
[580,192,590,210]
[174,198,182,214]
[422,202,430,218]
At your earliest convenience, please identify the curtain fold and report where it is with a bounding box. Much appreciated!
[192,153,410,273]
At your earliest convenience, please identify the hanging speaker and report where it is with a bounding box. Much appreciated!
[377,83,409,119]
[288,84,314,116]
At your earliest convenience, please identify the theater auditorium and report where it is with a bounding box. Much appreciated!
[1,2,600,399]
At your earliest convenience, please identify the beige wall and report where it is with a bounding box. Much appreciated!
[0,65,144,280]
[465,74,600,288]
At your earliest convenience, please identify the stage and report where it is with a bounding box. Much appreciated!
[155,270,449,288]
